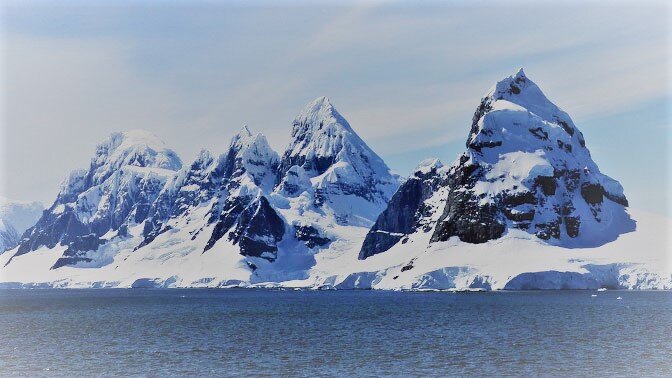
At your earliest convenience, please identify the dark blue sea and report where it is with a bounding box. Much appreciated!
[0,289,670,377]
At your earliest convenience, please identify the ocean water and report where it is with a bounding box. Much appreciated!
[0,290,670,377]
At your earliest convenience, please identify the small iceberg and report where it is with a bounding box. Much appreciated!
[597,288,607,292]
[591,294,597,297]
[617,296,623,300]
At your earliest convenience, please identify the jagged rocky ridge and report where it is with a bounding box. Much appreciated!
[1,72,665,290]
[5,97,399,277]
[360,69,635,260]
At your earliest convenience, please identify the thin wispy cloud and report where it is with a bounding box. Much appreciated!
[1,1,669,216]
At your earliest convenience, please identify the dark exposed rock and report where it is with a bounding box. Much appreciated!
[204,195,254,252]
[313,189,325,208]
[535,219,561,240]
[509,83,521,94]
[504,209,535,222]
[535,176,556,195]
[557,119,575,136]
[529,127,549,140]
[501,191,537,207]
[51,256,93,270]
[564,216,580,238]
[137,222,172,251]
[468,98,493,148]
[228,196,285,261]
[294,225,330,249]
[12,209,89,261]
[561,169,581,192]
[605,193,628,206]
[581,183,604,204]
[50,234,102,269]
[359,162,446,260]
[431,194,505,244]
[557,140,572,153]
[468,140,502,153]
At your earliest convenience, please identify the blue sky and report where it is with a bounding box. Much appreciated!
[1,1,670,215]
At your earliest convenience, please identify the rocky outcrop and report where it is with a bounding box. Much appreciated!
[228,196,285,261]
[294,225,331,248]
[359,159,447,259]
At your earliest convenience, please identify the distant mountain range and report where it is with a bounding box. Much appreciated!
[1,70,668,290]
[0,198,43,253]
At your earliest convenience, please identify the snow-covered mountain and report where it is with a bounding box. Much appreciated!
[9,130,182,269]
[0,198,43,252]
[0,73,668,290]
[276,96,399,226]
[0,97,402,287]
[360,69,635,260]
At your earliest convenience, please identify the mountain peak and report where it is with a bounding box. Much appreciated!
[217,126,279,193]
[230,125,255,146]
[308,95,334,111]
[194,148,214,165]
[240,125,252,137]
[291,96,349,135]
[278,97,400,224]
[482,69,566,123]
[415,158,444,173]
[228,126,274,156]
[90,130,182,185]
[282,96,360,176]
[435,70,632,247]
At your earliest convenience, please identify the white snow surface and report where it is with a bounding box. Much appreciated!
[0,208,668,290]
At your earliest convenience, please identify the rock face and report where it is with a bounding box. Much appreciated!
[360,69,635,260]
[143,126,283,257]
[10,130,182,268]
[227,196,285,261]
[202,127,283,259]
[359,159,448,259]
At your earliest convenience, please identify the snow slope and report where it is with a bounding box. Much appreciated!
[0,207,667,290]
[295,208,670,290]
